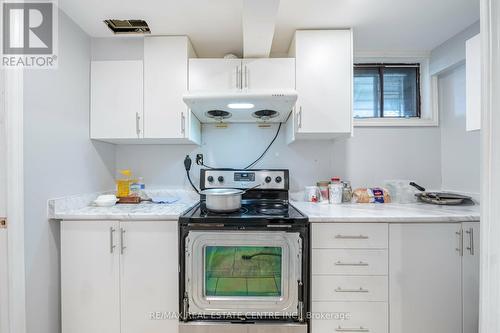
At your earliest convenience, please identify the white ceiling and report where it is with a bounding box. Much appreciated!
[59,0,479,57]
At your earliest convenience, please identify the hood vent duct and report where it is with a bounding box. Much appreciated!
[252,109,279,121]
[206,110,232,121]
[104,19,151,34]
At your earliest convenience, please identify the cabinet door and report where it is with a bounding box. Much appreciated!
[61,221,120,333]
[91,61,143,139]
[293,30,352,136]
[189,59,242,91]
[389,223,462,333]
[120,221,179,333]
[144,36,188,139]
[242,58,295,90]
[462,222,480,333]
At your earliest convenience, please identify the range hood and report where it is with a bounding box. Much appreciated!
[183,89,298,123]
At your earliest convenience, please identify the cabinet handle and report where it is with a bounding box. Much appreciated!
[335,234,369,240]
[135,112,141,137]
[236,66,242,89]
[244,65,248,89]
[109,227,116,254]
[298,107,303,129]
[466,227,474,255]
[335,261,369,266]
[335,327,369,332]
[456,230,464,256]
[335,287,369,293]
[181,112,186,135]
[120,228,126,254]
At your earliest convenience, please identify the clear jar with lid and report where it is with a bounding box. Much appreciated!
[342,181,353,203]
[328,177,343,204]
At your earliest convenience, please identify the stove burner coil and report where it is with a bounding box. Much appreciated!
[252,109,279,121]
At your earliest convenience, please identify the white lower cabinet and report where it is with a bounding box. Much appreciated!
[311,223,389,333]
[311,302,388,333]
[311,221,480,333]
[61,220,179,333]
[389,222,479,333]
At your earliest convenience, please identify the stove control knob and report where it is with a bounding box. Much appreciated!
[275,176,283,183]
[218,176,224,183]
[265,176,272,183]
[207,176,214,183]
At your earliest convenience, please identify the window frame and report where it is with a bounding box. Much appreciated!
[353,54,439,128]
[353,63,422,119]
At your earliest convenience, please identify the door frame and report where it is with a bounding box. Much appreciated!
[479,0,500,332]
[2,67,26,333]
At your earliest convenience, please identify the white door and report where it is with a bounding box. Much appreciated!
[90,60,144,140]
[389,223,462,333]
[61,221,120,333]
[241,58,295,90]
[462,222,480,333]
[0,69,8,333]
[189,59,242,91]
[294,30,352,135]
[120,221,179,333]
[144,36,189,139]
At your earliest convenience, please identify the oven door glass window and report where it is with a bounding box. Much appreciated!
[185,231,302,315]
[205,246,282,297]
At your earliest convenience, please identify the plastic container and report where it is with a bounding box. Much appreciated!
[130,177,146,198]
[305,186,321,203]
[116,169,133,197]
[328,177,343,204]
[317,181,331,203]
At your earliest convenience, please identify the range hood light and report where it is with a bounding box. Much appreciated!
[227,103,255,109]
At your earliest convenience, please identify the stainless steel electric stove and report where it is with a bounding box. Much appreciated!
[179,169,309,333]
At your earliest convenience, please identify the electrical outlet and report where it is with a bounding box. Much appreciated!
[196,154,204,166]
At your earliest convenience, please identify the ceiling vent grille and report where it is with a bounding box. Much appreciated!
[104,19,151,34]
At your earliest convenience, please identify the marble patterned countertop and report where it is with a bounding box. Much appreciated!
[291,201,480,223]
[49,189,480,222]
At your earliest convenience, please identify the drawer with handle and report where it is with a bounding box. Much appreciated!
[312,223,388,249]
[311,302,388,333]
[312,276,388,302]
[312,249,388,276]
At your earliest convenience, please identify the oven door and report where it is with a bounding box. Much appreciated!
[185,231,303,317]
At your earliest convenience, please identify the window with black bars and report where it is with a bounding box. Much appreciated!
[353,63,421,119]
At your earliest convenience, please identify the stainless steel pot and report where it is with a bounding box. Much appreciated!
[200,188,245,212]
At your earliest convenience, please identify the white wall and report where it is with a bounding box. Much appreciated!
[116,124,443,192]
[430,21,480,75]
[439,65,480,194]
[23,11,115,333]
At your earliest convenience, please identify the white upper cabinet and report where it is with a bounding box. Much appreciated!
[466,34,481,131]
[241,58,295,89]
[91,61,144,140]
[189,58,295,91]
[189,59,242,91]
[144,36,200,143]
[286,30,353,143]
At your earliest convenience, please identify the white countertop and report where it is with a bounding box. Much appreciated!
[49,189,480,222]
[48,189,198,221]
[291,201,480,223]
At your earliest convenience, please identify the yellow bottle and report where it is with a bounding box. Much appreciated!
[116,169,133,197]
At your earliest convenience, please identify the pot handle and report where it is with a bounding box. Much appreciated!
[409,182,426,192]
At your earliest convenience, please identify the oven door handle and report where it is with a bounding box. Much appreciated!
[335,326,370,332]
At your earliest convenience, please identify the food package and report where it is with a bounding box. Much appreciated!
[352,188,391,203]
